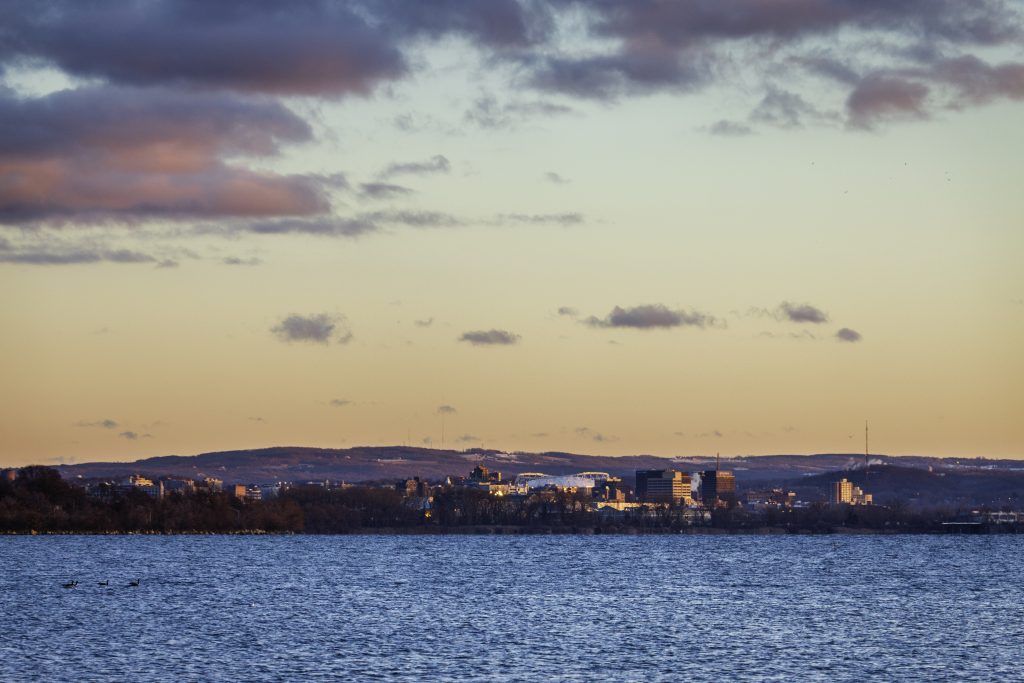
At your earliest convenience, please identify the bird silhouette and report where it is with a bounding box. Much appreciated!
[62,580,78,588]
[127,579,140,587]
[98,580,109,586]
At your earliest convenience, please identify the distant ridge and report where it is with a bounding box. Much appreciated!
[49,446,1023,486]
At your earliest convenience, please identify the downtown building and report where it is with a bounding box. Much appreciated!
[635,470,692,505]
[830,478,872,506]
[700,469,737,508]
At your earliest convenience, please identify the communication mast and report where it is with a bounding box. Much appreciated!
[865,420,870,483]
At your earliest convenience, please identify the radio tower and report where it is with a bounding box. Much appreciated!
[865,420,870,482]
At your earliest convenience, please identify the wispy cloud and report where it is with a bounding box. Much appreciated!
[358,182,414,200]
[707,119,753,136]
[464,96,573,129]
[77,419,118,429]
[575,427,617,443]
[0,247,160,266]
[437,405,457,415]
[378,155,450,180]
[222,256,262,266]
[496,213,583,226]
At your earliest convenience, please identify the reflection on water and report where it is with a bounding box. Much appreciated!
[1,536,1022,682]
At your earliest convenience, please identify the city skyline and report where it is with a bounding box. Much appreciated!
[2,1,1023,466]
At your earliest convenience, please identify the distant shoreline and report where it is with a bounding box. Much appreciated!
[1,526,1015,537]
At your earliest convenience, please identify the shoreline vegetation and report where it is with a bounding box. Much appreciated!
[2,466,1020,536]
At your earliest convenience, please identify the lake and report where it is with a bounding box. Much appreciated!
[1,535,1022,681]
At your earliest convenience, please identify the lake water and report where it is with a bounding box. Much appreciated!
[1,535,1022,682]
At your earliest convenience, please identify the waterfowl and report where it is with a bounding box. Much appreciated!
[62,580,78,588]
[127,579,140,587]
[98,580,109,586]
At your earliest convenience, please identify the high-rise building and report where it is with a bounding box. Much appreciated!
[830,478,853,504]
[831,478,872,506]
[701,470,736,508]
[635,470,691,505]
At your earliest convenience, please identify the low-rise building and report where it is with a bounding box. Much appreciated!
[396,477,431,497]
[123,474,163,498]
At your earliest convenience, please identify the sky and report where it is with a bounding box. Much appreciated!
[1,0,1022,466]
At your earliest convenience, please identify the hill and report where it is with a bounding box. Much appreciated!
[785,465,1024,509]
[50,445,1024,494]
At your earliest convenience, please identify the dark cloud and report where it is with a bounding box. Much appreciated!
[930,55,1024,107]
[584,304,717,329]
[455,434,480,443]
[0,85,328,224]
[530,50,709,100]
[222,256,262,266]
[520,1,1024,125]
[119,431,139,440]
[779,301,829,324]
[155,259,179,268]
[458,329,521,346]
[330,399,352,407]
[2,0,406,96]
[358,182,414,200]
[836,327,863,342]
[846,75,930,128]
[271,313,352,345]
[414,318,434,327]
[544,172,570,184]
[564,0,1019,49]
[437,405,457,415]
[1,0,1019,244]
[77,419,118,429]
[378,155,450,180]
[372,0,552,47]
[557,306,578,317]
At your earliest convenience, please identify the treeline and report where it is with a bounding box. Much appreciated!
[1,467,1017,534]
[0,467,304,533]
[0,469,606,533]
